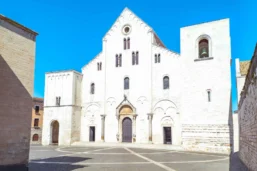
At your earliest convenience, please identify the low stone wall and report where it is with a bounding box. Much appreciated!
[182,124,231,154]
[238,44,257,171]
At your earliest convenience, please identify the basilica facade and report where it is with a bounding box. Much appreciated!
[42,8,232,154]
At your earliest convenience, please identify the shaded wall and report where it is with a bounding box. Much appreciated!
[0,16,37,170]
[238,43,257,171]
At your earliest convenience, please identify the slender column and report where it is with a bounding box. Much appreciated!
[147,113,153,143]
[100,114,106,142]
[133,114,138,143]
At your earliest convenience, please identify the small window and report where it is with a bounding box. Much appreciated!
[124,38,127,50]
[136,52,139,65]
[163,76,169,89]
[35,105,40,113]
[158,54,161,63]
[124,77,129,90]
[155,54,157,63]
[199,39,209,58]
[207,89,211,102]
[91,83,95,94]
[127,37,130,49]
[34,118,39,127]
[97,63,99,71]
[32,134,39,141]
[132,52,135,65]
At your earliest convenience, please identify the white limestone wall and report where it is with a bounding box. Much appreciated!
[45,71,81,106]
[180,19,231,124]
[180,19,232,153]
[42,106,73,146]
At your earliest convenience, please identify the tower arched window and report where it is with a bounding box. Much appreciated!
[124,38,127,50]
[136,51,139,65]
[90,83,95,94]
[163,76,169,90]
[132,52,135,65]
[124,77,129,90]
[199,39,209,58]
[155,54,157,63]
[127,37,130,49]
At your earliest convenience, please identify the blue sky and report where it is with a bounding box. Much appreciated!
[0,0,256,112]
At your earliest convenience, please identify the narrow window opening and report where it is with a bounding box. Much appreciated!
[35,105,40,113]
[155,54,157,63]
[91,83,95,94]
[127,38,130,49]
[124,77,129,90]
[132,52,135,65]
[163,76,169,89]
[34,118,39,127]
[158,54,161,63]
[199,39,209,58]
[119,54,122,67]
[116,54,118,67]
[136,51,139,65]
[207,90,211,102]
[124,38,127,50]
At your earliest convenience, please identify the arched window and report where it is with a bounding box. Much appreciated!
[124,77,129,90]
[119,54,122,67]
[132,52,135,65]
[127,37,130,49]
[158,54,161,63]
[155,54,157,63]
[116,54,118,67]
[124,38,127,50]
[163,76,169,89]
[90,83,95,94]
[32,134,39,141]
[99,62,102,70]
[136,51,139,65]
[97,63,99,71]
[199,39,209,58]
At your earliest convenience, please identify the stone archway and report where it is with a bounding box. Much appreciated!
[51,121,59,144]
[122,117,132,142]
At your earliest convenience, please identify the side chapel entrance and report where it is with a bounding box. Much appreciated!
[51,121,59,144]
[163,127,172,144]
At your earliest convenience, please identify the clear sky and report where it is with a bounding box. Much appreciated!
[0,0,256,112]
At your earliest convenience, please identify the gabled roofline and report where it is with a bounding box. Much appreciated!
[81,52,102,70]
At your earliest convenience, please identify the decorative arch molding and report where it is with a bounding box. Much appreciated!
[153,99,178,112]
[136,96,147,104]
[107,97,116,106]
[161,116,174,126]
[195,34,212,59]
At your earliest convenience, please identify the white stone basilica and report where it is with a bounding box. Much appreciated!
[42,8,232,154]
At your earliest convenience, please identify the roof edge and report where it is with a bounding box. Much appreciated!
[0,14,38,36]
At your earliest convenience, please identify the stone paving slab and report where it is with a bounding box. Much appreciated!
[29,145,234,171]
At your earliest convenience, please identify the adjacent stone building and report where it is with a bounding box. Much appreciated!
[31,97,44,144]
[0,15,38,170]
[238,44,257,171]
[42,7,232,154]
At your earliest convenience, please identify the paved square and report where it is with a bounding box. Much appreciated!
[29,145,230,171]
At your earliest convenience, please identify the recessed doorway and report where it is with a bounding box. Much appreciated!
[163,127,172,144]
[89,126,95,142]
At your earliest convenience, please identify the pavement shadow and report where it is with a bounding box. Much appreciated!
[29,156,91,171]
[229,152,249,171]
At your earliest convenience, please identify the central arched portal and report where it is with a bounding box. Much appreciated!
[122,117,132,142]
[51,121,59,144]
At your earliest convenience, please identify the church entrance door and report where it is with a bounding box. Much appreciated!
[52,121,59,144]
[122,117,132,142]
[163,127,172,144]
